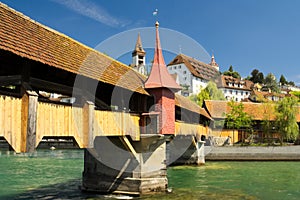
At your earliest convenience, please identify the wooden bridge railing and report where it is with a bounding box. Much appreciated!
[36,102,84,147]
[175,121,208,139]
[0,95,22,152]
[1,94,210,152]
[94,110,140,141]
[0,94,140,152]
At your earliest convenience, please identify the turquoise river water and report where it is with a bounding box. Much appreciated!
[0,149,300,200]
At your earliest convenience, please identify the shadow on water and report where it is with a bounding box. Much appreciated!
[1,179,107,200]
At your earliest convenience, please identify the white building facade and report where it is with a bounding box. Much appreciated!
[216,75,253,102]
[167,54,219,96]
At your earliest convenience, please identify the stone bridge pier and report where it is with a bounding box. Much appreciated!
[167,135,205,166]
[82,135,167,195]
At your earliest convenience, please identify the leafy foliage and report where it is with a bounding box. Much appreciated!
[249,69,264,84]
[191,81,225,106]
[223,65,241,79]
[291,91,300,102]
[264,73,280,93]
[275,97,299,142]
[279,74,288,86]
[288,81,295,86]
[225,100,253,130]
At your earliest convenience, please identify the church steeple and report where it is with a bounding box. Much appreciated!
[144,21,181,91]
[209,54,219,71]
[133,33,145,55]
[131,33,146,75]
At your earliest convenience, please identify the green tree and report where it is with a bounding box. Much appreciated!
[197,89,210,107]
[249,69,264,84]
[223,65,241,79]
[228,65,234,72]
[264,73,280,93]
[288,81,295,86]
[291,91,300,102]
[225,101,253,143]
[275,97,299,143]
[192,81,225,106]
[279,74,288,86]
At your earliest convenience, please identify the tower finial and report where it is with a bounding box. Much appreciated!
[155,21,159,28]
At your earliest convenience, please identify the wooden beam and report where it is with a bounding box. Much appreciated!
[0,75,21,86]
[83,101,95,148]
[30,77,78,96]
[21,84,38,153]
[121,136,139,160]
[30,78,110,109]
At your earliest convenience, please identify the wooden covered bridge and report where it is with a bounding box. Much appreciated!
[0,3,212,195]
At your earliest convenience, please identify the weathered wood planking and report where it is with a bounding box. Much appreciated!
[94,110,140,140]
[0,95,22,152]
[36,102,84,147]
[1,97,140,151]
[175,121,208,138]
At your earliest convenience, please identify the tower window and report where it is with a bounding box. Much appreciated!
[138,55,143,59]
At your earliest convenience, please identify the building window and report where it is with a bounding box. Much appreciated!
[183,71,187,74]
[179,65,181,69]
[236,91,238,95]
[174,66,177,69]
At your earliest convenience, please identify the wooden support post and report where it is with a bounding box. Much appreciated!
[21,88,38,153]
[83,101,95,148]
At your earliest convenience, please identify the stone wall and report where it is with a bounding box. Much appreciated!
[205,146,300,161]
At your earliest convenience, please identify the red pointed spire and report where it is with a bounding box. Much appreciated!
[144,21,181,91]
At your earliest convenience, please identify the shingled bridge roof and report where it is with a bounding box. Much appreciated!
[0,3,148,95]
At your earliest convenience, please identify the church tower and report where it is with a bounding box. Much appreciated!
[131,33,146,75]
[209,54,219,71]
[144,21,181,135]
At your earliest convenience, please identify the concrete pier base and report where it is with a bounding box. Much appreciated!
[167,135,205,166]
[82,135,167,195]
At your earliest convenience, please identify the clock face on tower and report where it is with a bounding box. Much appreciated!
[138,66,145,75]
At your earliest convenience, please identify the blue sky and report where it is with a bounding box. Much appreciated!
[2,0,300,85]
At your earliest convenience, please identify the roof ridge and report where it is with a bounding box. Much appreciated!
[179,53,212,67]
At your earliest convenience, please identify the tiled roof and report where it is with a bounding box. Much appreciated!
[0,3,148,95]
[175,94,211,120]
[204,100,300,122]
[216,75,253,91]
[167,54,220,81]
